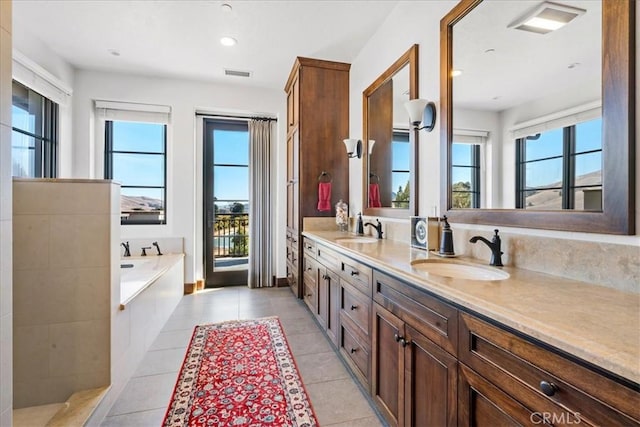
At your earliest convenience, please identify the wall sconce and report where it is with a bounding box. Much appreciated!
[404,99,437,132]
[343,139,362,159]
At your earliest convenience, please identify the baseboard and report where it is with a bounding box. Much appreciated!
[274,277,289,287]
[184,283,196,294]
[196,279,205,290]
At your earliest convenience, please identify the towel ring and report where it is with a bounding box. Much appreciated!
[369,173,380,184]
[318,171,332,183]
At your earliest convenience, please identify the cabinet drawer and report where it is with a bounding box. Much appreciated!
[316,243,341,271]
[286,247,299,272]
[340,323,370,385]
[373,270,458,356]
[302,278,317,312]
[340,258,372,296]
[459,312,640,426]
[302,238,316,259]
[340,282,370,337]
[302,254,317,278]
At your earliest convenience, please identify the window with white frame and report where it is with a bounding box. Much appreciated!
[451,130,487,208]
[98,101,170,225]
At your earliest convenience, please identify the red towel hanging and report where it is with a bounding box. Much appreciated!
[317,182,332,211]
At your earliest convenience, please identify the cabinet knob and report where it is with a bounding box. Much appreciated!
[322,274,329,280]
[306,267,312,271]
[350,305,358,311]
[400,338,410,348]
[394,333,402,343]
[350,270,359,276]
[350,348,357,354]
[306,245,313,250]
[540,381,558,396]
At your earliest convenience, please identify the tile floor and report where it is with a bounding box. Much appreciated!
[101,286,384,426]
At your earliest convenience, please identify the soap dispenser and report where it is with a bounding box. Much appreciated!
[439,215,455,256]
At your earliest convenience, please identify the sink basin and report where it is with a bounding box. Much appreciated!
[335,237,379,244]
[411,259,510,281]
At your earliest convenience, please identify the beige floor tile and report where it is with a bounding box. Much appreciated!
[107,372,177,416]
[132,348,186,377]
[286,331,334,356]
[148,329,193,351]
[306,378,377,425]
[279,314,322,336]
[325,415,384,426]
[295,351,350,384]
[101,408,166,426]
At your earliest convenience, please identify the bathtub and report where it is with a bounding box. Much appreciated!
[119,254,184,308]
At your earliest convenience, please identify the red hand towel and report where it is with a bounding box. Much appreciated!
[369,183,382,208]
[317,182,332,211]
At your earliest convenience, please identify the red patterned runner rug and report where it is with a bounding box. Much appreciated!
[163,317,318,426]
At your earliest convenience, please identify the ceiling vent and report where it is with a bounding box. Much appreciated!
[509,1,586,34]
[224,69,252,78]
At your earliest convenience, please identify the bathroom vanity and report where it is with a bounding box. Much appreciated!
[301,230,640,427]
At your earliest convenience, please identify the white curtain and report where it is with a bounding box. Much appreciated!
[248,119,274,288]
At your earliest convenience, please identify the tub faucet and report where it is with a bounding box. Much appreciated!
[364,219,384,239]
[469,229,504,266]
[141,246,152,256]
[153,241,163,256]
[121,242,131,257]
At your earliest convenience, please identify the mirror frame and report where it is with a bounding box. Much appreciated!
[363,44,419,218]
[440,0,635,234]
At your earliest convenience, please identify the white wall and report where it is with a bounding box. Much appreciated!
[72,71,287,283]
[348,1,640,250]
[0,1,13,424]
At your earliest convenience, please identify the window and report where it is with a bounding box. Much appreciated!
[516,117,602,210]
[391,130,410,208]
[11,80,58,177]
[451,142,481,208]
[105,121,167,224]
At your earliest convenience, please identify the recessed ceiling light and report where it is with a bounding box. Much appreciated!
[221,3,232,12]
[220,37,237,47]
[484,48,495,54]
[451,69,463,77]
[568,62,580,69]
[509,1,586,34]
[108,49,120,57]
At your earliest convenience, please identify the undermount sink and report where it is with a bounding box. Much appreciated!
[335,237,379,244]
[411,259,510,281]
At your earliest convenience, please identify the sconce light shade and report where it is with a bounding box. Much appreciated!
[343,139,362,159]
[404,99,437,132]
[368,140,376,154]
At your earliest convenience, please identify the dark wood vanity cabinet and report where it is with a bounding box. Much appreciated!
[302,237,640,427]
[372,271,458,427]
[284,57,350,298]
[458,312,640,427]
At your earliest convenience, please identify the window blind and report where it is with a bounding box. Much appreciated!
[95,100,171,124]
[509,101,601,140]
[453,129,489,144]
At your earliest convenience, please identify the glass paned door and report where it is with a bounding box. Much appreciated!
[204,119,249,286]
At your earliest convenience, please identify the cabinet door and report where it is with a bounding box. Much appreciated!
[459,363,552,427]
[404,325,457,427]
[317,267,328,329]
[372,304,405,427]
[286,131,299,230]
[325,268,340,346]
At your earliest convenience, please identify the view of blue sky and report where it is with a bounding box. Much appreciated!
[213,129,249,202]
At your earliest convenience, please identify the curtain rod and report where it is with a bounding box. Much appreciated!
[196,112,277,122]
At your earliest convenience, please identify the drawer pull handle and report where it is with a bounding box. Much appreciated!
[350,348,357,354]
[350,270,359,276]
[350,305,358,310]
[306,267,312,271]
[306,245,313,250]
[540,381,558,396]
[292,239,297,244]
[322,274,329,280]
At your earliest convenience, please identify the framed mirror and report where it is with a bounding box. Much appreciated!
[440,0,635,234]
[363,44,419,218]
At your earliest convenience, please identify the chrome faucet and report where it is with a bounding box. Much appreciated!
[364,219,384,239]
[152,241,163,256]
[469,229,503,266]
[121,242,131,257]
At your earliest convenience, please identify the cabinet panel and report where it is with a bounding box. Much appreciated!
[302,237,316,259]
[340,258,373,297]
[316,243,341,271]
[340,323,370,384]
[374,270,458,356]
[372,304,404,427]
[404,325,457,427]
[459,312,640,426]
[459,363,550,426]
[317,268,328,329]
[340,282,371,338]
[325,268,340,346]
